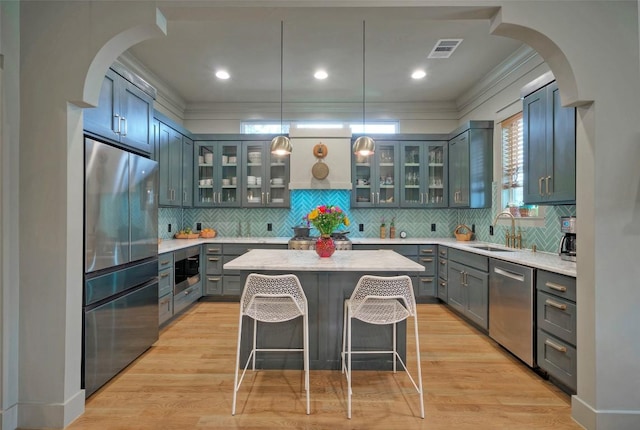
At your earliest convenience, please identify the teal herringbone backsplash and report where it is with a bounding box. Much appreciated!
[161,188,576,253]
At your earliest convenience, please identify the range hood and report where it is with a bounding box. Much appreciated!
[288,127,353,190]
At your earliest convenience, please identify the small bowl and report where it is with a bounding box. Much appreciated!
[222,179,230,186]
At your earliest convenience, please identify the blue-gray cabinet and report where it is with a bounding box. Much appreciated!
[84,67,154,155]
[241,141,290,208]
[352,141,399,207]
[536,270,577,393]
[156,116,193,208]
[447,249,489,330]
[437,246,448,302]
[400,141,448,208]
[194,141,242,207]
[448,121,493,208]
[523,80,576,205]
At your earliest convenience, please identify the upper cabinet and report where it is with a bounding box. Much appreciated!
[522,79,576,205]
[194,141,242,207]
[242,141,290,208]
[352,142,399,207]
[448,121,493,208]
[155,114,193,208]
[400,141,448,208]
[84,67,155,155]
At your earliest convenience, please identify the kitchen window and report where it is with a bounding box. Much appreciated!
[241,121,397,134]
[500,112,542,220]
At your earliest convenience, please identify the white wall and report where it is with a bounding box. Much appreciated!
[0,2,20,429]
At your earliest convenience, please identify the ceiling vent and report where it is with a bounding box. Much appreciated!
[428,39,463,59]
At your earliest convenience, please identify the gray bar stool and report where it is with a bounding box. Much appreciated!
[232,273,310,415]
[341,274,424,419]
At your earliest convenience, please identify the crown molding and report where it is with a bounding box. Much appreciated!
[456,45,542,111]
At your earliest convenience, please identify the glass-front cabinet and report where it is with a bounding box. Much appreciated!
[400,141,448,208]
[242,141,290,207]
[194,141,241,207]
[352,141,399,207]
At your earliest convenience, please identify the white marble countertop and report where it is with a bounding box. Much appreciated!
[223,249,426,272]
[159,236,576,277]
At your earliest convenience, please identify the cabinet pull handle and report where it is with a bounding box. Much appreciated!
[160,297,170,306]
[545,339,567,353]
[183,190,187,202]
[420,258,434,263]
[160,273,169,279]
[371,192,375,204]
[184,290,191,295]
[539,177,544,197]
[545,299,568,311]
[160,260,171,266]
[376,192,380,204]
[494,267,525,282]
[421,249,434,254]
[440,260,447,265]
[207,277,221,282]
[420,193,424,204]
[114,114,121,134]
[267,192,270,203]
[208,257,219,262]
[121,117,127,137]
[187,256,199,261]
[546,176,551,195]
[439,250,446,256]
[420,278,434,283]
[207,248,221,253]
[261,192,265,205]
[545,281,568,292]
[440,281,446,287]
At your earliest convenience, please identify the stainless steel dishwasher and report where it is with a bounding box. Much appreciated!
[489,259,535,366]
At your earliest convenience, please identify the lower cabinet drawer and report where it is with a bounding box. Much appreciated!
[537,290,577,345]
[437,277,448,302]
[417,256,436,276]
[438,258,448,280]
[174,283,202,314]
[223,275,241,296]
[203,275,223,296]
[159,293,173,325]
[418,276,436,296]
[158,268,173,297]
[537,329,577,392]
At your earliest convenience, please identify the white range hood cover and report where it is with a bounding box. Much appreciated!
[288,127,353,190]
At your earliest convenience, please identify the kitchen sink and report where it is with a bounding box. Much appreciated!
[468,245,515,252]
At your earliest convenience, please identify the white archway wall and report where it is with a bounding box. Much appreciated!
[0,2,21,429]
[8,2,640,429]
[17,2,165,428]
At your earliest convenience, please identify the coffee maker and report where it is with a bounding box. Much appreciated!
[559,216,577,261]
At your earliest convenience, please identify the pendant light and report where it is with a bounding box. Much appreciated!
[352,20,375,156]
[270,21,292,155]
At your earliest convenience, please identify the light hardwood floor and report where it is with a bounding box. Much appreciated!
[67,302,582,429]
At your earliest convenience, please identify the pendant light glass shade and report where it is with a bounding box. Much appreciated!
[271,21,291,155]
[353,20,375,156]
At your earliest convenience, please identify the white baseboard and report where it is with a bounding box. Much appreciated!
[573,395,640,430]
[18,389,85,429]
[1,404,19,430]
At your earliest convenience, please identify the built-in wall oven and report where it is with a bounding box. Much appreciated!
[174,246,200,294]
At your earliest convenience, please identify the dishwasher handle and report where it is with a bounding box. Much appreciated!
[493,266,525,282]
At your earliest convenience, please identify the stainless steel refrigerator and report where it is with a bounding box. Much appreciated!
[83,137,159,397]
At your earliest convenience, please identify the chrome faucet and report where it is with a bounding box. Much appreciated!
[492,210,522,249]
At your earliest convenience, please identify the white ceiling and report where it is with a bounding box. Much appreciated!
[127,6,525,106]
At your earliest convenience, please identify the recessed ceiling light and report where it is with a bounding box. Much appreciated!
[314,70,328,80]
[411,70,427,80]
[215,70,230,80]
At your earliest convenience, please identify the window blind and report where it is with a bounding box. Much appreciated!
[501,112,523,190]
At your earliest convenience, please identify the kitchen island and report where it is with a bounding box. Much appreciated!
[224,249,425,370]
